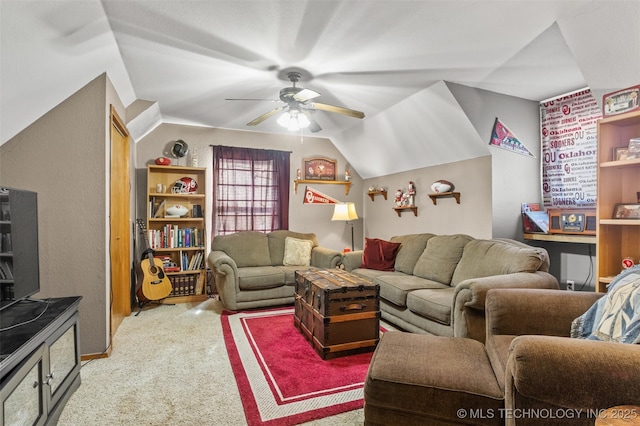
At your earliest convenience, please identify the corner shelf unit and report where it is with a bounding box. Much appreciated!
[596,110,640,292]
[294,179,351,195]
[146,165,208,303]
[428,192,461,205]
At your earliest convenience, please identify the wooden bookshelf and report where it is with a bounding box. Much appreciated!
[146,165,208,303]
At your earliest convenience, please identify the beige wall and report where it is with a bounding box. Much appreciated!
[0,73,126,356]
[362,156,493,242]
[135,124,365,251]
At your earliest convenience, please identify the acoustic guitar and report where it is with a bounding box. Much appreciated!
[136,219,172,301]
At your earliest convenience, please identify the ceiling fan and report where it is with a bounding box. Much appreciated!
[226,71,365,133]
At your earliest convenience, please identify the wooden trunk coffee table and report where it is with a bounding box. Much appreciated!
[294,268,380,360]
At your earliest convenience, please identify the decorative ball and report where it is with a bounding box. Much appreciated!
[165,205,189,217]
[431,180,454,193]
[155,157,171,166]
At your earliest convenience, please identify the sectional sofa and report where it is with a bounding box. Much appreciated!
[341,233,559,342]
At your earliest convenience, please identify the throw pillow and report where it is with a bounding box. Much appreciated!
[283,237,313,266]
[571,266,640,343]
[361,238,401,271]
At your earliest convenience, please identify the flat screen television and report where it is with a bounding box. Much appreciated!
[0,187,40,312]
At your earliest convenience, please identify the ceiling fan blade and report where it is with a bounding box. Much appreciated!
[293,88,321,102]
[226,98,281,102]
[310,102,365,119]
[302,110,322,133]
[247,106,286,126]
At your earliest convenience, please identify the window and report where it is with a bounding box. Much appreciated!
[213,146,290,235]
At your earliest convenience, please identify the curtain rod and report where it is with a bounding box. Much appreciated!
[209,144,292,153]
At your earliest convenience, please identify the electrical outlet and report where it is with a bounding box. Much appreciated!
[566,280,575,291]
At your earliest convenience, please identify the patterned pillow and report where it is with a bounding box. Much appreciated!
[283,237,313,266]
[571,266,640,343]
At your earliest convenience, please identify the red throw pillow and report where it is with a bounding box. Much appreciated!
[361,238,402,271]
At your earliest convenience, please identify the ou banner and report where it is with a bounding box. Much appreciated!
[540,89,601,208]
[303,186,339,204]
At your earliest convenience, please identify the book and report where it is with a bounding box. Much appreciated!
[521,203,549,233]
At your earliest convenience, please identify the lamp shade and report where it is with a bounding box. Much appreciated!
[331,202,359,221]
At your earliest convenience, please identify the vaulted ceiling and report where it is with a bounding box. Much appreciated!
[2,1,639,178]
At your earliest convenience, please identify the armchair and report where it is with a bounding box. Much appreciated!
[364,288,640,425]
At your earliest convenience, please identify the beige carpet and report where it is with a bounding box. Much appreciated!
[58,298,364,425]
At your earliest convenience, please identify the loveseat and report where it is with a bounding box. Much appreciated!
[341,234,559,342]
[208,230,342,310]
[364,286,640,425]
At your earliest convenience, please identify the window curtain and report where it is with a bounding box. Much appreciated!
[212,146,290,235]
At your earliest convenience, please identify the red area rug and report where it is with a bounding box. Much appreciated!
[221,307,378,426]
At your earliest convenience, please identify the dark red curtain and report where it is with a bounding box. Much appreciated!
[212,146,290,235]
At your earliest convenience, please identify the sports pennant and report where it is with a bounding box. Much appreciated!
[303,186,339,204]
[489,117,535,158]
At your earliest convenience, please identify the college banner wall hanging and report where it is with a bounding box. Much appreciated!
[540,89,601,208]
[303,186,339,204]
[489,118,535,157]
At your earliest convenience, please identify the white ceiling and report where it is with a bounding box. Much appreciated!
[2,0,639,177]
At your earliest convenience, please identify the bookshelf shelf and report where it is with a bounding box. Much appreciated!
[146,165,208,303]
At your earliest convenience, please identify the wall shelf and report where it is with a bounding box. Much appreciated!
[428,192,460,205]
[368,190,387,201]
[393,206,417,217]
[294,179,351,195]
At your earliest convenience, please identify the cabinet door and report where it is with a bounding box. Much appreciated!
[0,345,46,426]
[45,314,80,409]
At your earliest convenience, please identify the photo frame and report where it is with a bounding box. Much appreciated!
[302,157,337,181]
[614,147,629,161]
[613,203,640,219]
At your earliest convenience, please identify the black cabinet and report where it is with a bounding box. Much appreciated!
[1,297,81,425]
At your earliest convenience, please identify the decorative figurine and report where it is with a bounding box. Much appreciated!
[297,169,302,180]
[345,170,351,181]
[407,181,416,206]
[395,189,403,206]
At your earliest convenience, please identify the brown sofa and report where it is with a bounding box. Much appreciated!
[364,288,640,425]
[342,234,559,342]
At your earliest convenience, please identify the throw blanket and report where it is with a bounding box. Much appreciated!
[571,265,640,343]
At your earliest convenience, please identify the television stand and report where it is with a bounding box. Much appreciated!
[0,296,82,425]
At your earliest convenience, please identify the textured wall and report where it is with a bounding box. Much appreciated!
[0,73,125,355]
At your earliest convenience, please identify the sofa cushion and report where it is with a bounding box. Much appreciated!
[407,287,456,325]
[413,234,473,285]
[390,233,435,274]
[451,239,545,286]
[268,231,318,265]
[238,266,285,290]
[283,237,313,266]
[571,266,640,343]
[362,238,402,271]
[375,273,449,307]
[212,231,271,267]
[274,265,301,285]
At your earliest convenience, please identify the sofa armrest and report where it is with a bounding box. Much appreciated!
[311,246,343,269]
[455,271,559,311]
[341,250,363,271]
[486,288,603,337]
[207,250,239,308]
[506,335,640,409]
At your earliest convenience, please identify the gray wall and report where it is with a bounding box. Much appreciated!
[135,124,365,252]
[362,156,492,242]
[0,73,127,355]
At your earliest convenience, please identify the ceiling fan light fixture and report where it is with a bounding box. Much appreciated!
[277,109,310,131]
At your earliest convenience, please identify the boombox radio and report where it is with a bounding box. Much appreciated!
[547,209,596,235]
